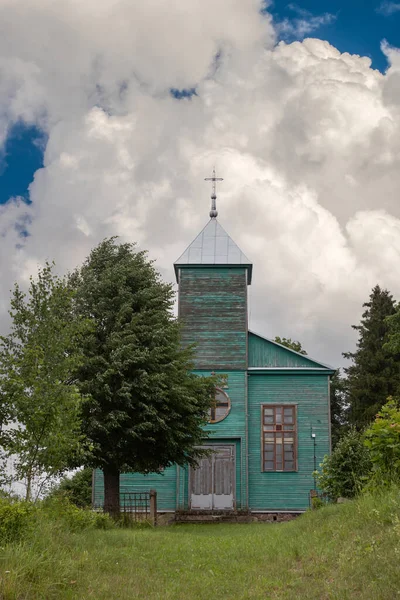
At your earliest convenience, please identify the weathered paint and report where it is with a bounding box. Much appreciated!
[248,332,331,369]
[248,374,330,511]
[93,466,177,511]
[194,370,247,509]
[178,267,248,370]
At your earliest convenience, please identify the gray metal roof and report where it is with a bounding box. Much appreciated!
[174,219,253,283]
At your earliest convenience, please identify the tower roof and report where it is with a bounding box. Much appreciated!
[174,219,253,283]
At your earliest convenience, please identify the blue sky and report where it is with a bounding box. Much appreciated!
[271,0,400,72]
[0,0,399,209]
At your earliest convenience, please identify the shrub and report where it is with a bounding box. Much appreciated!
[43,496,114,531]
[364,398,400,487]
[47,468,92,508]
[0,498,35,543]
[315,428,372,500]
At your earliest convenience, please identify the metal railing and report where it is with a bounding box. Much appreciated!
[94,490,157,524]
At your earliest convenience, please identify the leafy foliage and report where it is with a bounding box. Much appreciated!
[364,399,400,487]
[315,428,372,500]
[343,285,400,428]
[330,369,347,448]
[0,263,91,500]
[43,497,113,531]
[273,336,307,355]
[0,497,35,543]
[71,238,217,514]
[48,468,92,508]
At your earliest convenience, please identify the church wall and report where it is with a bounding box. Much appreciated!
[178,267,248,370]
[93,466,178,512]
[248,332,326,368]
[191,369,247,509]
[248,373,330,511]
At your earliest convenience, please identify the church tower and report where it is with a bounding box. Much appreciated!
[174,171,252,370]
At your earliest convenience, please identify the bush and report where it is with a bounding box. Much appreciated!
[43,496,114,532]
[0,498,35,543]
[364,398,400,487]
[315,428,372,500]
[47,468,92,508]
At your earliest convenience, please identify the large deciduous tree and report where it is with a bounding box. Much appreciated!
[71,239,216,516]
[0,264,89,500]
[273,336,307,355]
[343,285,400,428]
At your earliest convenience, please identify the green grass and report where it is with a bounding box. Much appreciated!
[1,489,400,599]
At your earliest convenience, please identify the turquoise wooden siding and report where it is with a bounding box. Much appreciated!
[248,332,328,369]
[178,267,248,370]
[178,439,242,510]
[93,466,177,511]
[188,370,247,509]
[248,374,330,511]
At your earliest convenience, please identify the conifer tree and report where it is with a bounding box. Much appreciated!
[71,239,216,517]
[343,285,400,428]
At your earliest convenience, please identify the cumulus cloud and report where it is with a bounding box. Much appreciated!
[0,0,400,367]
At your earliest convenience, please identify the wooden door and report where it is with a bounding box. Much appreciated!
[190,445,234,510]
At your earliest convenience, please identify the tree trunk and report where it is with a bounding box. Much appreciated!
[103,465,120,519]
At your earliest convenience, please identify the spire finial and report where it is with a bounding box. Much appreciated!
[205,167,223,218]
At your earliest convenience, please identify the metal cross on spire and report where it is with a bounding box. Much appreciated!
[205,167,223,218]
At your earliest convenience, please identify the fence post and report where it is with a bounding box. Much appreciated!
[150,489,157,526]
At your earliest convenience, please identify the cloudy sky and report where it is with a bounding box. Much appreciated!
[1,0,400,368]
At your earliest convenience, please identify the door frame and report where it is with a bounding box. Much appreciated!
[189,443,236,511]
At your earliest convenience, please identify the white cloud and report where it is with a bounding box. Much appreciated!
[377,1,400,16]
[275,4,336,40]
[0,0,400,368]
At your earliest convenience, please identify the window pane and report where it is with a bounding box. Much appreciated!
[264,424,274,431]
[262,405,296,473]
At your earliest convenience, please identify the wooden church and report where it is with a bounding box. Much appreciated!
[94,176,334,514]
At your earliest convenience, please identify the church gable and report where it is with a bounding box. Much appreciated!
[248,331,333,370]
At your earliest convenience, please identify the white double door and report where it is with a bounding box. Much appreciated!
[190,445,235,510]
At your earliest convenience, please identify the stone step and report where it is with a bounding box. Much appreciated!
[174,512,253,524]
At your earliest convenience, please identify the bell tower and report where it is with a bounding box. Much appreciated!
[174,171,252,370]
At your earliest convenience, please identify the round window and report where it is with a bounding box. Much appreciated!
[209,388,231,423]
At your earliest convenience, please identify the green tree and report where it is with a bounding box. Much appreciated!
[0,264,89,501]
[330,369,347,448]
[343,285,400,428]
[48,468,93,508]
[273,337,307,355]
[71,239,216,517]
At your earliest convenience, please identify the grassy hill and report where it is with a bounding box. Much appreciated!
[1,488,400,599]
